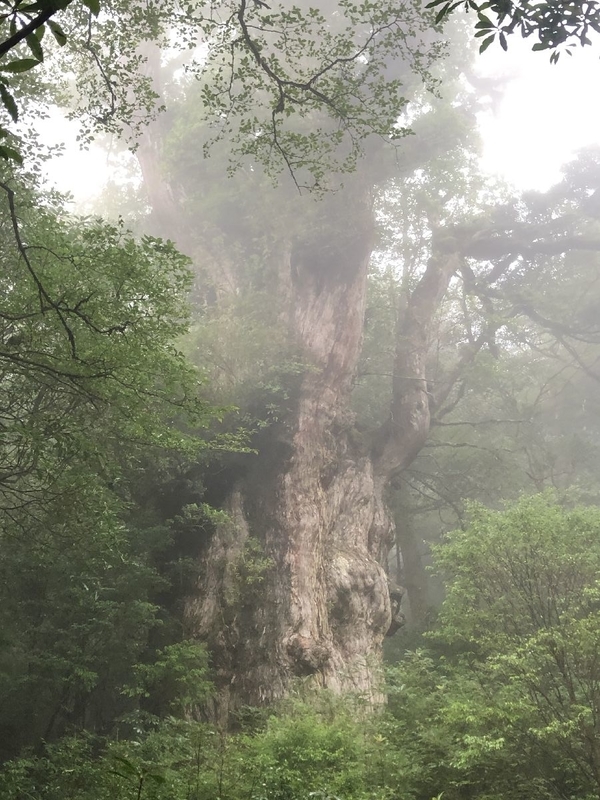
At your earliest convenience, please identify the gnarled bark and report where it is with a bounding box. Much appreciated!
[185,189,398,715]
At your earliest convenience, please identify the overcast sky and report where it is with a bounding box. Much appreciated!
[478,40,600,191]
[41,37,600,204]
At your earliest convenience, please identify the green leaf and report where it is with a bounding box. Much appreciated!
[47,19,67,46]
[111,755,139,776]
[479,33,496,51]
[0,83,18,121]
[0,144,23,164]
[81,0,101,15]
[26,33,44,62]
[434,4,451,24]
[0,58,41,73]
[19,0,71,11]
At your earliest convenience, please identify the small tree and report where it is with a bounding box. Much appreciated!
[388,495,600,800]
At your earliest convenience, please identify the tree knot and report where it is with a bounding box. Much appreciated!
[286,634,331,676]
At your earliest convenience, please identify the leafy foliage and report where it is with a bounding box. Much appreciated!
[0,167,226,760]
[426,0,600,60]
[0,692,405,800]
[0,174,212,523]
[387,495,600,800]
[0,0,87,162]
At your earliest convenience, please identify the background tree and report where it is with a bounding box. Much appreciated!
[387,495,600,800]
[374,146,600,623]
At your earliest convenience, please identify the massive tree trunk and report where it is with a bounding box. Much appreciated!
[178,194,477,717]
[136,58,600,716]
[136,125,466,715]
[131,38,487,716]
[135,53,413,714]
[185,186,400,716]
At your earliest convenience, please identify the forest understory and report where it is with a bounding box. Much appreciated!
[1,0,600,798]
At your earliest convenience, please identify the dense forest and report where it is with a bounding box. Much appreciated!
[2,1,600,798]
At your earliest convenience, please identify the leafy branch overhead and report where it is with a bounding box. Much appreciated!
[427,0,600,59]
[198,0,445,188]
[0,0,598,173]
[0,0,98,161]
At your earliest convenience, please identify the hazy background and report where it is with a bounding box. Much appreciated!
[38,39,600,206]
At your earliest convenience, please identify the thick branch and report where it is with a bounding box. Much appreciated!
[0,181,78,357]
[373,246,461,477]
[0,4,61,58]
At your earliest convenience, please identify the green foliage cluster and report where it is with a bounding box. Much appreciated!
[4,495,600,800]
[0,0,99,163]
[0,165,229,760]
[427,0,600,60]
[0,691,398,800]
[388,494,600,800]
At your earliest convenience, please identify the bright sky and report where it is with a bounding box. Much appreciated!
[39,112,111,207]
[40,37,600,204]
[478,41,600,191]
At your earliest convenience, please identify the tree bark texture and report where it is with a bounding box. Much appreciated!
[184,188,403,717]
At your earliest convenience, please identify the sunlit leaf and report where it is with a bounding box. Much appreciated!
[26,33,44,62]
[48,19,67,46]
[434,4,451,24]
[81,0,101,15]
[19,0,71,11]
[479,33,496,51]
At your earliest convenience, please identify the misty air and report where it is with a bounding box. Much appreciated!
[1,1,600,798]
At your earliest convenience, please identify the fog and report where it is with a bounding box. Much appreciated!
[478,41,600,189]
[3,4,600,792]
[41,37,600,205]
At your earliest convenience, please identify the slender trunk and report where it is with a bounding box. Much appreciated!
[374,245,461,477]
[393,488,430,627]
